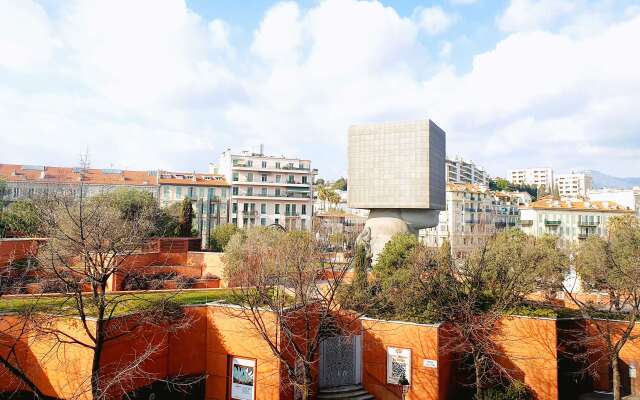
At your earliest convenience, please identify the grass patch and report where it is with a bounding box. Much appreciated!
[0,289,243,317]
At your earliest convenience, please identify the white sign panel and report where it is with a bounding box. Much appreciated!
[630,365,637,378]
[231,357,256,400]
[387,347,411,384]
[423,359,438,368]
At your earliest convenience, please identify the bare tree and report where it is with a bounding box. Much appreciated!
[564,214,640,400]
[29,171,196,399]
[223,228,357,400]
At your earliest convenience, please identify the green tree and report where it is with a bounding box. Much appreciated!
[209,223,240,251]
[0,200,40,237]
[489,178,510,191]
[0,178,7,209]
[315,178,325,186]
[372,232,419,281]
[567,215,640,400]
[179,197,194,237]
[332,177,347,191]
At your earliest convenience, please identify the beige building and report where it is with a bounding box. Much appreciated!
[588,188,640,217]
[446,157,489,186]
[519,196,633,242]
[555,172,592,199]
[215,149,316,231]
[508,167,554,188]
[421,183,520,257]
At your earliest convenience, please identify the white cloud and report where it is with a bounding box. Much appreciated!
[417,6,457,35]
[0,0,639,179]
[0,0,56,69]
[497,0,576,32]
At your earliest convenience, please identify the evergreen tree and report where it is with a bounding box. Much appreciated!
[179,197,194,237]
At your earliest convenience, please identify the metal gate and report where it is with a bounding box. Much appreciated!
[319,335,362,388]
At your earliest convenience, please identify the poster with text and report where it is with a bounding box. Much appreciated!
[387,347,411,384]
[231,357,256,400]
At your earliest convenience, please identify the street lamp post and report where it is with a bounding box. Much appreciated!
[398,373,410,400]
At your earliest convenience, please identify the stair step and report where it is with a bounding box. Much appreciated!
[318,390,369,399]
[318,395,374,400]
[319,385,365,394]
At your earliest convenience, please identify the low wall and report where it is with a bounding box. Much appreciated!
[0,238,41,267]
[187,252,226,284]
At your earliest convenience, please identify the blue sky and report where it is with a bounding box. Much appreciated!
[1,0,639,179]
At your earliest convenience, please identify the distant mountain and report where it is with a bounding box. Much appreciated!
[583,170,640,189]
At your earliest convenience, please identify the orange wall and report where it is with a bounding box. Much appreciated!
[493,317,559,400]
[361,318,443,400]
[205,305,282,400]
[0,239,40,267]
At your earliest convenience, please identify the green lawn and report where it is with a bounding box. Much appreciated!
[0,289,243,316]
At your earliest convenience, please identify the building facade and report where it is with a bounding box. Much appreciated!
[215,149,316,231]
[0,164,230,245]
[508,167,554,188]
[554,172,592,199]
[420,183,520,256]
[157,171,230,245]
[446,157,489,186]
[519,196,634,243]
[588,188,640,217]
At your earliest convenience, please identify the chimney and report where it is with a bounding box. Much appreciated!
[260,143,264,156]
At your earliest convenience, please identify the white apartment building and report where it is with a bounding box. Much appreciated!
[554,172,592,199]
[588,188,640,217]
[421,184,520,256]
[215,149,316,231]
[446,157,489,186]
[519,196,633,243]
[508,167,554,188]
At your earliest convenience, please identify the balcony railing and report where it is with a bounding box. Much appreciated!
[520,220,533,226]
[236,192,311,199]
[578,220,599,227]
[544,220,561,226]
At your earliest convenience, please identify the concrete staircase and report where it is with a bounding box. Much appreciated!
[317,385,375,400]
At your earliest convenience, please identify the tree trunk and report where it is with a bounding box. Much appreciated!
[91,317,105,399]
[612,355,622,400]
[474,352,484,400]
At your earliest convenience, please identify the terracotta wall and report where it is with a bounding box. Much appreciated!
[205,305,282,400]
[361,318,443,400]
[188,252,227,285]
[0,239,40,267]
[493,317,559,400]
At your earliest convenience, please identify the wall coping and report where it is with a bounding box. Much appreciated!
[360,315,442,328]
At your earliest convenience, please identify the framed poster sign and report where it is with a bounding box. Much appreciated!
[231,357,256,400]
[387,347,411,384]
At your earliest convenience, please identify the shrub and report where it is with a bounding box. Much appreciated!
[122,271,149,291]
[485,381,533,400]
[175,275,197,289]
[209,224,240,252]
[39,278,68,294]
[147,278,165,290]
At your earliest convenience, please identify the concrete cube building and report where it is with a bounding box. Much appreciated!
[348,119,446,210]
[347,119,446,260]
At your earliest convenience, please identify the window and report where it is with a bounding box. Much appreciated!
[275,204,280,214]
[276,175,281,183]
[261,174,267,182]
[288,175,294,183]
[176,186,182,198]
[275,162,281,169]
[285,204,291,215]
[247,173,253,182]
[232,172,239,182]
[163,186,170,198]
[302,176,308,184]
[247,187,253,196]
[275,188,281,196]
[261,187,267,196]
[220,188,227,198]
[208,188,215,199]
[261,161,267,168]
[261,204,266,214]
[232,218,237,225]
[243,203,249,212]
[247,160,253,167]
[232,187,238,195]
[232,203,238,213]
[301,204,306,215]
[292,204,297,215]
[275,218,279,225]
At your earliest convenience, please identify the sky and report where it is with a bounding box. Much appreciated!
[1,0,639,180]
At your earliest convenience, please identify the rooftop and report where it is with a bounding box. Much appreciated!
[0,163,157,186]
[158,171,229,187]
[526,196,633,212]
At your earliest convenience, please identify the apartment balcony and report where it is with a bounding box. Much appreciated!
[544,220,561,226]
[234,192,311,200]
[232,164,318,174]
[520,220,533,226]
[578,233,590,240]
[495,222,507,228]
[578,220,599,227]
[240,210,259,217]
[237,180,311,187]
